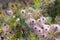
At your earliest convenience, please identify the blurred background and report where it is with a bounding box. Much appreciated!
[0,0,60,40]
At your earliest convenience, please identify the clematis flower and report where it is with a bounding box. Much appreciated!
[50,36,56,40]
[43,25,50,33]
[40,16,46,24]
[37,18,44,27]
[50,24,60,32]
[33,25,43,36]
[21,10,26,14]
[6,9,13,16]
[40,34,46,38]
[1,23,9,33]
[37,16,47,25]
[27,18,36,26]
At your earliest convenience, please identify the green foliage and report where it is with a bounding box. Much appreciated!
[0,21,2,26]
[48,0,60,23]
[46,17,52,24]
[32,0,41,10]
[27,31,39,40]
[11,4,36,40]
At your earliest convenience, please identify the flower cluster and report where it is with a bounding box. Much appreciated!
[27,16,60,40]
